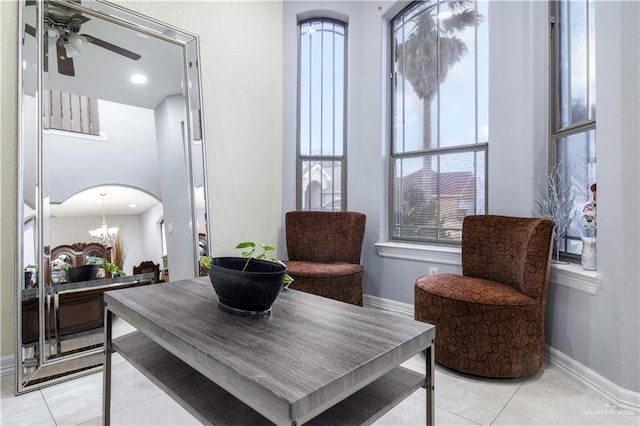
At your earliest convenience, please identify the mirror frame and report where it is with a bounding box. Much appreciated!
[16,0,209,394]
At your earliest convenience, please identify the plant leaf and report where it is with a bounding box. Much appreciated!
[236,242,256,249]
[200,256,212,269]
[261,244,276,252]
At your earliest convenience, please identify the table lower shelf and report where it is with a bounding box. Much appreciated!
[112,331,425,425]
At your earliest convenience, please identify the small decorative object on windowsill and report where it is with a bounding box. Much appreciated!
[580,183,597,271]
[533,163,576,264]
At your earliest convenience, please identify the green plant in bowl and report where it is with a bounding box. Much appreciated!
[104,261,125,278]
[201,241,293,288]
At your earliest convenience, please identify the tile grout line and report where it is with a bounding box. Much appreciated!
[40,388,59,426]
[488,377,527,425]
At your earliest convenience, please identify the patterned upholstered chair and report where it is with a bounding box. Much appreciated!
[415,215,555,378]
[284,211,366,306]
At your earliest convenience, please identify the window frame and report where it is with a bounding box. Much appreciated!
[388,0,488,245]
[296,17,348,211]
[549,0,597,258]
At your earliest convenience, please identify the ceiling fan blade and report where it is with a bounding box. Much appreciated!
[56,42,75,76]
[44,34,49,73]
[81,34,142,61]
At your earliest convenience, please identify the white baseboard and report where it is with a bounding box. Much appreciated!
[1,354,14,376]
[545,345,639,413]
[364,294,414,318]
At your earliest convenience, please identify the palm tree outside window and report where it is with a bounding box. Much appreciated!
[390,0,487,242]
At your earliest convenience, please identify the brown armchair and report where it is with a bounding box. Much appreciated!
[133,260,161,283]
[284,211,366,306]
[414,215,555,378]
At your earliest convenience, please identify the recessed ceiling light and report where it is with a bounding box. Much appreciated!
[128,203,137,208]
[130,74,147,84]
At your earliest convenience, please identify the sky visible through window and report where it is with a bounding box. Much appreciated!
[396,1,488,176]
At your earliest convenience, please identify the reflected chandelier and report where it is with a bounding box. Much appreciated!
[89,193,118,246]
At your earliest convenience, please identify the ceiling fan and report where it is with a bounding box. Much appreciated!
[24,1,141,77]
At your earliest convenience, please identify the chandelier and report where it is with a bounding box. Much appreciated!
[89,193,118,246]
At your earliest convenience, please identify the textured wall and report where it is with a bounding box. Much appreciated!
[1,0,18,359]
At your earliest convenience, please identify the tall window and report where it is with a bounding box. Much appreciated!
[391,1,487,242]
[550,0,596,256]
[297,19,347,211]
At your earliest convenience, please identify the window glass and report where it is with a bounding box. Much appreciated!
[298,19,346,210]
[391,0,487,242]
[300,160,342,211]
[551,0,596,257]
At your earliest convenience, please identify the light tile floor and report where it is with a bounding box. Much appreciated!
[2,322,639,426]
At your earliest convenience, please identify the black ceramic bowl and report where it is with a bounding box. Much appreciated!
[208,257,286,316]
[67,264,99,283]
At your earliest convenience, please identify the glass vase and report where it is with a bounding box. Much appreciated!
[581,236,597,271]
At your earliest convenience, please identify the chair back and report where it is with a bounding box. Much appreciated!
[285,211,366,264]
[133,260,161,283]
[461,215,555,301]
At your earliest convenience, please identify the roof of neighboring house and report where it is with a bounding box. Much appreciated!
[400,168,475,199]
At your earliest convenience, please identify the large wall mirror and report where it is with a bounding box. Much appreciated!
[17,0,209,393]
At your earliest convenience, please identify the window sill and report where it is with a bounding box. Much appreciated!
[550,263,599,296]
[375,242,599,296]
[374,242,461,265]
[44,129,107,142]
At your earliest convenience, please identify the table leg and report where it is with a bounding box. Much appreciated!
[102,307,113,426]
[425,341,435,426]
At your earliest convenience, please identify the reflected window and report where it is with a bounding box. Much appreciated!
[297,18,347,211]
[44,90,100,135]
[551,0,596,257]
[390,1,487,242]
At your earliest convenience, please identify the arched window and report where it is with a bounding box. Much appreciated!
[297,18,347,211]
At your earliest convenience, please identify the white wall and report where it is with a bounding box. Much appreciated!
[142,202,164,267]
[155,95,195,280]
[282,0,639,396]
[44,100,161,202]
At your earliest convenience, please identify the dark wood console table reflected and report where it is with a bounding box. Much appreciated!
[103,277,436,425]
[22,273,155,351]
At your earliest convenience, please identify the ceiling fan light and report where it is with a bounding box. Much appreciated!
[66,43,81,58]
[69,34,87,50]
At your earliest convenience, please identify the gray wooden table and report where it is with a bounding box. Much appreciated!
[102,277,435,425]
